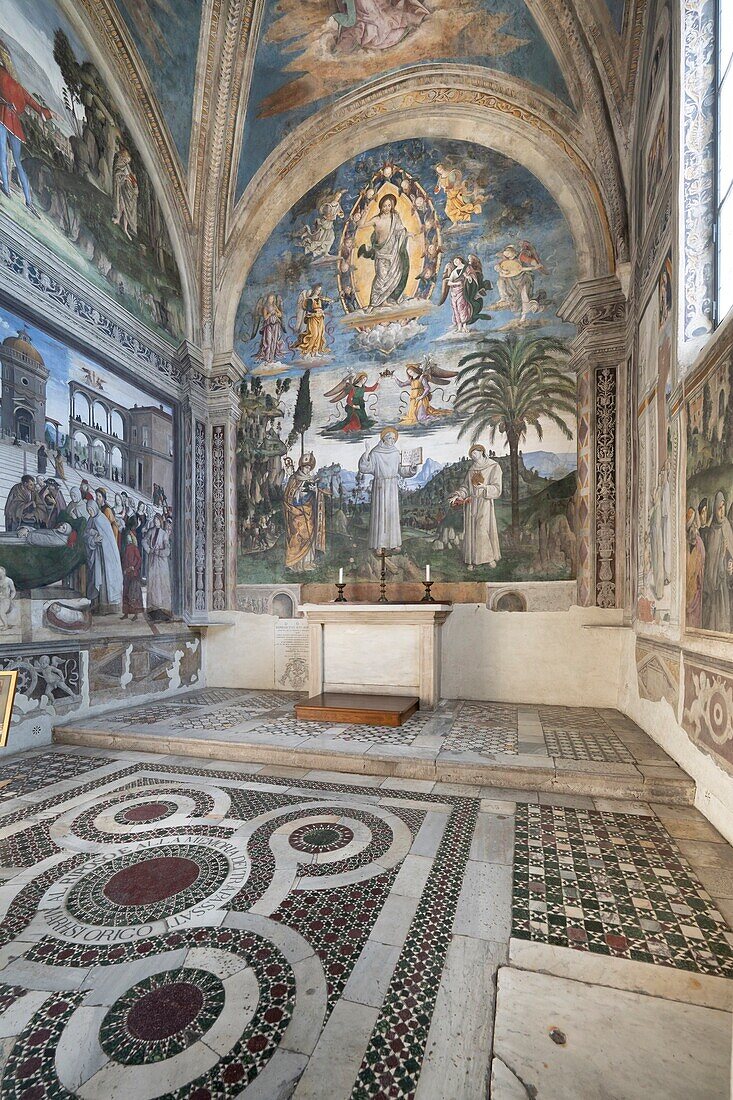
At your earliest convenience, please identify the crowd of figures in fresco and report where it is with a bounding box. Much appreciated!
[2,469,173,628]
[686,355,733,634]
[236,138,579,588]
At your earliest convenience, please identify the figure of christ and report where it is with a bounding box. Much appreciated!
[450,444,502,569]
[357,195,411,310]
[283,453,327,572]
[359,428,417,551]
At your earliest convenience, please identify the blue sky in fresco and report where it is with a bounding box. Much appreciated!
[113,0,202,165]
[235,0,571,200]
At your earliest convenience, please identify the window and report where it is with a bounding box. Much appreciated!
[142,426,149,447]
[716,0,733,321]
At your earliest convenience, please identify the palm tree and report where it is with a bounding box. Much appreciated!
[454,335,576,536]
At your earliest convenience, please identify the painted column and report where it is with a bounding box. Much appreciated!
[559,277,627,609]
[176,342,210,624]
[208,354,246,611]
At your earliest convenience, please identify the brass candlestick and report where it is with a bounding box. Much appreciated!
[334,582,347,603]
[421,580,435,603]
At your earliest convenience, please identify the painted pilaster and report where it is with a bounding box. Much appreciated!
[176,341,210,624]
[208,354,246,610]
[559,277,628,609]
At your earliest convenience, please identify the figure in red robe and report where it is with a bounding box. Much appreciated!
[0,46,51,217]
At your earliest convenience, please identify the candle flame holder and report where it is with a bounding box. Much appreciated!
[334,583,347,603]
[421,580,435,603]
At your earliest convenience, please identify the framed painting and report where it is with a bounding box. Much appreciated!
[0,670,18,748]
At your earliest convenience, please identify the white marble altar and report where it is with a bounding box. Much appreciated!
[301,603,453,708]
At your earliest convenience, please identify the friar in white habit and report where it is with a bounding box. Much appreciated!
[450,443,502,569]
[359,427,417,551]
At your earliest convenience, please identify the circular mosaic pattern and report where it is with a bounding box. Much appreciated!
[99,968,225,1064]
[103,856,201,906]
[114,801,177,825]
[65,844,231,925]
[288,822,355,854]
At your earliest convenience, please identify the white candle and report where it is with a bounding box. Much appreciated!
[338,567,344,584]
[425,564,431,582]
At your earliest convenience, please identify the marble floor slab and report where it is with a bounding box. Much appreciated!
[492,967,731,1099]
[0,745,728,1099]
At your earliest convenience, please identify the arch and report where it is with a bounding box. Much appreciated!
[216,67,615,352]
[91,438,109,476]
[73,391,91,425]
[271,592,295,619]
[493,591,528,612]
[72,430,90,468]
[111,445,124,480]
[92,401,110,435]
[14,408,33,443]
[110,410,125,440]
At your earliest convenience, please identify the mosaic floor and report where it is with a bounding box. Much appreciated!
[0,746,729,1098]
[62,690,693,805]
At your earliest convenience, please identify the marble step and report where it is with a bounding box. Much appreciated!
[52,725,697,806]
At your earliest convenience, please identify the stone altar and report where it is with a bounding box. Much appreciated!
[300,603,453,709]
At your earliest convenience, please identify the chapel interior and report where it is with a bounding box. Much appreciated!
[0,0,731,1097]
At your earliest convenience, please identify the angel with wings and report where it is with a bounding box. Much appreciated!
[393,355,456,426]
[252,292,287,363]
[299,189,346,260]
[324,371,379,433]
[291,283,331,358]
[434,163,485,226]
[439,255,492,334]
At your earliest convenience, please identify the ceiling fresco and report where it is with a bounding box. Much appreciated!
[112,0,203,165]
[234,0,572,201]
[605,0,625,33]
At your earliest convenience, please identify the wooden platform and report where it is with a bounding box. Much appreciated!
[294,692,419,727]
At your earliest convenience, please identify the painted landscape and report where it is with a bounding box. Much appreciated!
[235,138,579,590]
[0,0,183,337]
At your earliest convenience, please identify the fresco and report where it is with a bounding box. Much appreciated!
[235,1,570,198]
[0,303,178,645]
[636,253,674,627]
[235,138,579,593]
[605,0,625,33]
[640,7,671,233]
[0,0,184,337]
[686,349,733,636]
[113,0,202,165]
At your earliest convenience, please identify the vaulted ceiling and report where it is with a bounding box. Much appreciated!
[42,0,647,347]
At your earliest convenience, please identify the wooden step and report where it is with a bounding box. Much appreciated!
[295,692,419,727]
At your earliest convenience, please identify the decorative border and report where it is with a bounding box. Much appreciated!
[0,233,177,385]
[595,365,618,607]
[194,420,208,612]
[211,424,227,611]
[681,0,716,340]
[576,367,593,606]
[682,655,733,774]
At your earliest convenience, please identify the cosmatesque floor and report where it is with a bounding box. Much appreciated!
[0,744,730,1098]
[56,690,696,805]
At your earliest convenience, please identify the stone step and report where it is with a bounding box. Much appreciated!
[52,725,697,806]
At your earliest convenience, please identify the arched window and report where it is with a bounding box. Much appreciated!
[716,3,733,320]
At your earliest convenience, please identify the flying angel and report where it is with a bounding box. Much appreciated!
[439,254,492,333]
